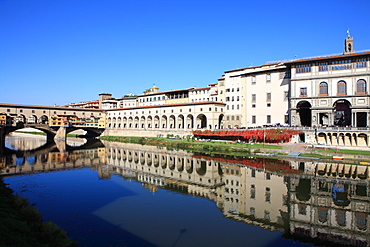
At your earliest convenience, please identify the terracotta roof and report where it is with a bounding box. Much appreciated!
[106,101,226,111]
[284,51,370,64]
[0,103,103,112]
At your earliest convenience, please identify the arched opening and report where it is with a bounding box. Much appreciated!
[178,115,184,129]
[319,81,328,96]
[38,115,49,124]
[298,132,305,143]
[169,115,175,129]
[196,161,207,175]
[140,116,145,129]
[186,114,194,129]
[196,114,207,129]
[147,116,153,128]
[161,116,167,129]
[333,99,351,126]
[27,115,38,124]
[154,116,160,128]
[296,178,311,201]
[297,101,312,127]
[134,117,139,128]
[218,114,224,129]
[16,114,26,125]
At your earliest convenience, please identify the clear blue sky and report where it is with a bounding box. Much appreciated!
[1,0,369,106]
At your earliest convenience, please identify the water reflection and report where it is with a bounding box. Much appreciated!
[1,136,369,247]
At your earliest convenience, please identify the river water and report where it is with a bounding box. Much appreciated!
[1,134,369,247]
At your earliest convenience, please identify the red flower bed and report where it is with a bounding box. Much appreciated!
[193,154,301,175]
[193,128,301,143]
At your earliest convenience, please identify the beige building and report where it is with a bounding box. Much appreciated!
[217,62,290,129]
[104,101,225,137]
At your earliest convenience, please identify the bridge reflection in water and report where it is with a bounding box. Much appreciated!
[1,137,369,247]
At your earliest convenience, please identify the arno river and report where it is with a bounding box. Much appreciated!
[1,134,369,247]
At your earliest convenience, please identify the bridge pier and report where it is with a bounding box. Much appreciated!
[55,127,66,141]
[0,127,5,154]
[55,140,66,153]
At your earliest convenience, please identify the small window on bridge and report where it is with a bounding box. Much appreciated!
[7,109,10,112]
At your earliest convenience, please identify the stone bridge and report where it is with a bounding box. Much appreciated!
[0,103,105,144]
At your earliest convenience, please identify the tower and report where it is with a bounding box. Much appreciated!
[344,30,354,54]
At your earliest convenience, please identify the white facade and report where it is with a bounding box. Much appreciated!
[288,51,370,127]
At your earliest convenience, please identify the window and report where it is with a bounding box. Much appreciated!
[252,94,256,103]
[251,169,255,177]
[267,115,271,124]
[264,211,270,221]
[355,213,367,230]
[319,82,328,96]
[318,62,329,71]
[252,76,256,84]
[265,187,271,202]
[332,60,352,70]
[250,185,255,199]
[336,210,346,226]
[266,74,271,82]
[231,116,234,120]
[300,87,307,97]
[356,58,367,68]
[337,80,347,95]
[298,204,307,215]
[236,116,239,120]
[296,64,311,73]
[266,93,271,102]
[250,207,255,216]
[252,115,256,124]
[356,79,367,94]
[226,116,230,120]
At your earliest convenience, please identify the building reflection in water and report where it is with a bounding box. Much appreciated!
[1,139,369,247]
